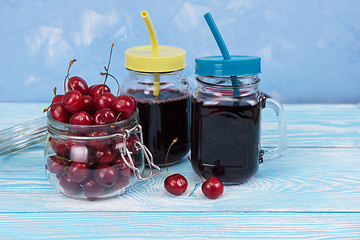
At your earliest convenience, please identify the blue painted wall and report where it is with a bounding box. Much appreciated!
[0,0,359,103]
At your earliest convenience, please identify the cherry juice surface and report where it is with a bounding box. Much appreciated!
[128,89,191,166]
[191,93,261,184]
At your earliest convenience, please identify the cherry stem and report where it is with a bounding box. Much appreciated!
[54,155,72,163]
[43,105,51,113]
[187,156,206,182]
[43,87,58,112]
[110,112,123,128]
[100,72,120,96]
[63,59,77,94]
[114,112,122,123]
[165,138,178,176]
[102,43,114,94]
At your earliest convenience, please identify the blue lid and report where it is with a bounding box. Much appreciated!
[195,55,261,76]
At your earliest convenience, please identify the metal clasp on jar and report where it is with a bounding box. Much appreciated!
[120,124,161,180]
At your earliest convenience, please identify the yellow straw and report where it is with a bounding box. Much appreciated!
[141,11,158,56]
[153,73,160,99]
[141,11,160,99]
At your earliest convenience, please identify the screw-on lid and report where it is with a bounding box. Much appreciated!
[195,55,261,76]
[125,45,186,72]
[124,11,186,73]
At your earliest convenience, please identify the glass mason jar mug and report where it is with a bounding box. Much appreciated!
[191,56,286,184]
[122,11,191,166]
[45,110,160,200]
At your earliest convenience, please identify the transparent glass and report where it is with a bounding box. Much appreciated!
[0,117,47,156]
[123,69,190,94]
[45,110,160,200]
[121,69,191,166]
[191,75,286,184]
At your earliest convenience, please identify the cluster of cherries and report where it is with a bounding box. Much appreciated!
[45,54,140,200]
[49,64,136,126]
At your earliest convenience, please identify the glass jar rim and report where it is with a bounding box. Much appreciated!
[196,75,260,88]
[47,109,139,139]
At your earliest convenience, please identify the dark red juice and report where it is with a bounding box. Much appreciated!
[191,93,262,184]
[128,89,191,166]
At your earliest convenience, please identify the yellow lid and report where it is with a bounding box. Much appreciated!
[125,45,186,72]
[124,11,186,73]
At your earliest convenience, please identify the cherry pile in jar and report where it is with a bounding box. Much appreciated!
[45,117,142,200]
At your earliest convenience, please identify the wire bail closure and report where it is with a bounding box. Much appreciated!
[120,124,161,180]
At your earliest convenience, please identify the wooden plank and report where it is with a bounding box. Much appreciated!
[1,148,359,213]
[261,104,360,148]
[0,212,359,239]
[0,103,359,148]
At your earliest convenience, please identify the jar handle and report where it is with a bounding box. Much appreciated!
[0,116,47,156]
[261,93,287,160]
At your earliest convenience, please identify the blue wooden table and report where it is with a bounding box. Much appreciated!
[0,103,359,239]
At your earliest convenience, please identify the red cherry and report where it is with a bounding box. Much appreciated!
[69,111,92,125]
[49,137,69,158]
[52,94,64,103]
[89,84,96,93]
[46,155,68,175]
[55,170,67,180]
[111,175,130,190]
[50,102,70,123]
[87,131,109,150]
[114,156,134,177]
[90,84,111,98]
[94,93,115,110]
[94,164,119,187]
[68,76,90,95]
[201,177,224,199]
[63,90,84,113]
[59,175,81,196]
[129,95,137,109]
[93,108,117,125]
[83,95,95,114]
[82,178,105,200]
[111,95,136,120]
[67,162,90,183]
[95,146,115,165]
[89,146,114,165]
[164,173,188,196]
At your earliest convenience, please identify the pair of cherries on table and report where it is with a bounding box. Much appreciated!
[163,141,224,200]
[165,173,224,199]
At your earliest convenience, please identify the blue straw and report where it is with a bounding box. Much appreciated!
[204,13,231,60]
[204,12,240,96]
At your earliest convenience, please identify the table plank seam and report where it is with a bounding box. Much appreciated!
[284,146,360,149]
[1,211,360,214]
